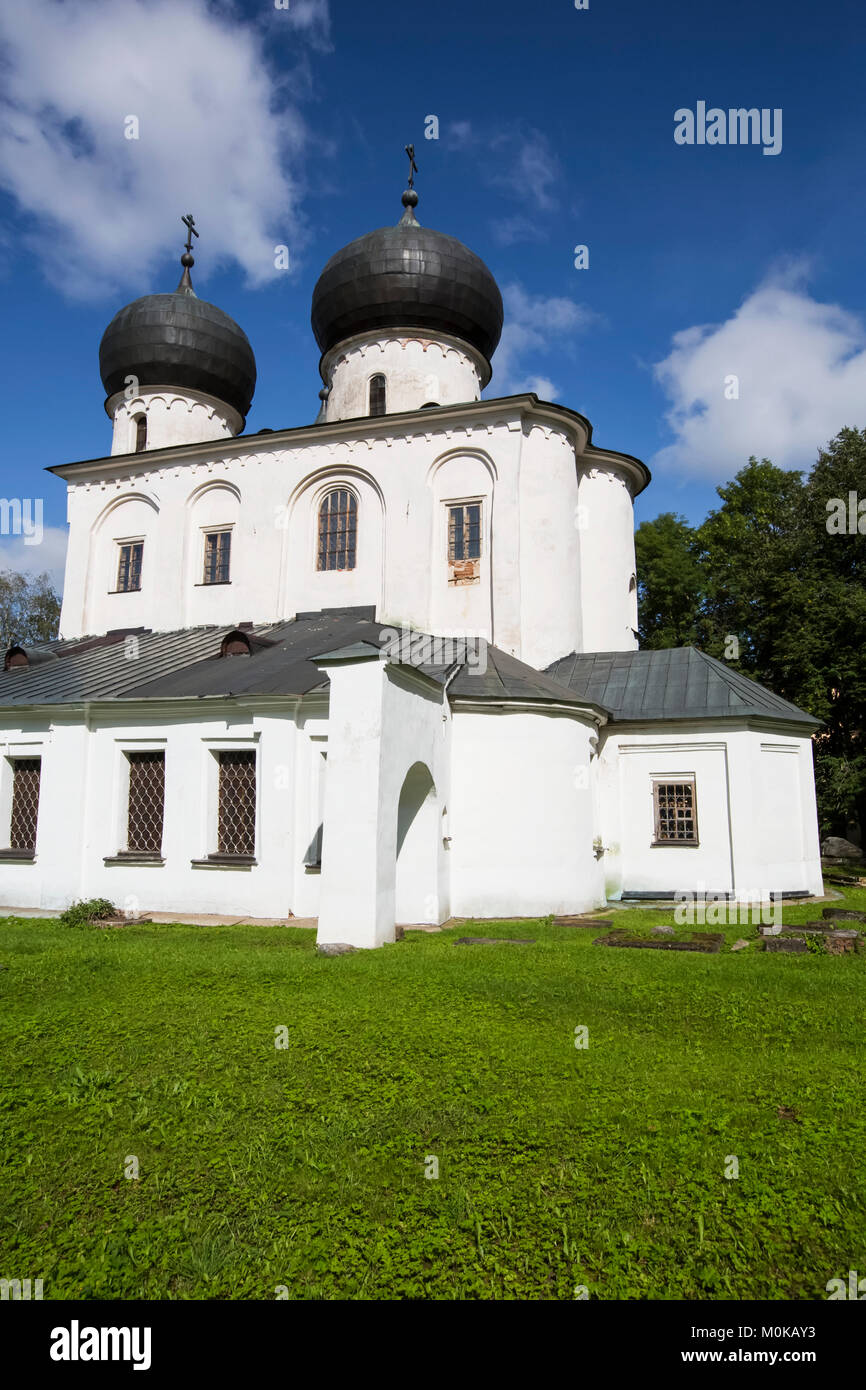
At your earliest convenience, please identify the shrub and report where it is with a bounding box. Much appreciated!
[59,898,117,928]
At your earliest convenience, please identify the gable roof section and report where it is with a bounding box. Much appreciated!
[0,621,815,727]
[545,646,820,727]
[448,645,607,710]
[0,609,380,706]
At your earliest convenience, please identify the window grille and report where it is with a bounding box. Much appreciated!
[10,758,40,851]
[203,531,231,584]
[317,489,357,571]
[447,502,482,584]
[369,374,386,417]
[653,779,698,844]
[117,542,143,592]
[127,751,165,853]
[448,504,482,561]
[217,751,256,857]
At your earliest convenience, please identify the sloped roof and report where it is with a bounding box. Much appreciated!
[0,609,381,706]
[545,646,820,727]
[448,645,606,709]
[0,617,818,728]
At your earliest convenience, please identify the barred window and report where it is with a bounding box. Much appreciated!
[317,489,357,571]
[653,779,698,845]
[447,502,482,585]
[217,751,256,857]
[203,530,231,584]
[127,751,165,854]
[10,758,41,852]
[134,415,147,453]
[117,542,143,592]
[369,373,386,417]
[448,504,482,561]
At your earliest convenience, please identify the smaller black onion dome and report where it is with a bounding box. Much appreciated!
[311,192,503,367]
[99,273,256,420]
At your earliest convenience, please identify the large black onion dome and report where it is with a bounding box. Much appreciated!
[99,283,257,420]
[311,196,503,366]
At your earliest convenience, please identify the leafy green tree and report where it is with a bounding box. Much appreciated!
[634,512,704,648]
[635,434,866,840]
[0,570,61,650]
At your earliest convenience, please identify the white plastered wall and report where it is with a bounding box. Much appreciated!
[597,723,823,900]
[0,704,307,918]
[448,705,604,917]
[60,403,638,665]
[322,333,484,421]
[108,388,241,455]
[316,656,451,948]
[577,464,639,654]
[518,423,583,669]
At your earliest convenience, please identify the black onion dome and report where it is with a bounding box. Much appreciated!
[311,202,503,365]
[99,288,257,419]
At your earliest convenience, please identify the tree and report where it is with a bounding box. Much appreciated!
[634,513,704,649]
[635,433,866,841]
[0,570,61,650]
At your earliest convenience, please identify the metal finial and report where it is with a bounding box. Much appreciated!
[177,213,199,293]
[400,145,420,225]
[182,212,199,255]
[405,144,418,189]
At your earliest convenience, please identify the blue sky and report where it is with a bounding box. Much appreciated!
[1,0,865,586]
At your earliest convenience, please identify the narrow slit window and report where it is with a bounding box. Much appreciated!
[10,758,41,852]
[116,542,143,593]
[369,374,386,417]
[652,779,698,845]
[127,751,165,854]
[203,531,231,584]
[317,489,357,571]
[134,415,147,453]
[217,750,256,858]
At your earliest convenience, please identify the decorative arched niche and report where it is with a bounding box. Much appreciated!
[184,482,241,590]
[86,492,160,626]
[427,450,496,637]
[281,467,385,616]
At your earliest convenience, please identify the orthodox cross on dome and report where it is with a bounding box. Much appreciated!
[405,144,418,189]
[176,212,199,295]
[182,212,199,254]
[400,145,420,224]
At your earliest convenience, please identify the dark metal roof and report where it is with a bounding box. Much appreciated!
[99,289,257,419]
[2,620,809,726]
[311,208,503,365]
[545,647,821,726]
[449,646,607,709]
[0,611,595,711]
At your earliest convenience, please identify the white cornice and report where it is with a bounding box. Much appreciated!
[50,394,650,495]
[450,698,607,726]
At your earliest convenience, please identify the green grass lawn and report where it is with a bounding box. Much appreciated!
[1,881,865,1300]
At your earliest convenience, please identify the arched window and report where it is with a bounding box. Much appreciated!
[368,374,386,417]
[317,488,357,571]
[420,401,440,409]
[134,415,147,453]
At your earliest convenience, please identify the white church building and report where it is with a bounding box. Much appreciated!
[0,181,824,947]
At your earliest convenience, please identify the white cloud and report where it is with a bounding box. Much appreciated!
[491,283,600,399]
[652,265,866,478]
[488,128,558,212]
[444,121,559,242]
[0,0,327,298]
[489,213,546,247]
[0,525,67,592]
